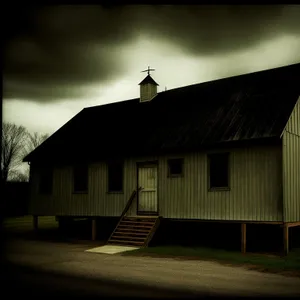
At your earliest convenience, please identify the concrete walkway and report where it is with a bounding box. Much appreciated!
[5,238,300,297]
[85,244,139,254]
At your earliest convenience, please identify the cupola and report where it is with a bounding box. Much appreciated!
[139,66,159,102]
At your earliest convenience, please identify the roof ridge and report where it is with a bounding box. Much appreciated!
[160,62,300,94]
[84,98,139,110]
[84,62,300,109]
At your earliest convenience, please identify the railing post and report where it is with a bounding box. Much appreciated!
[241,223,246,254]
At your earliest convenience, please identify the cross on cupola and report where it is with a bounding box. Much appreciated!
[141,66,155,76]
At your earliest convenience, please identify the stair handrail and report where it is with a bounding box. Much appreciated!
[121,186,143,219]
[107,186,142,243]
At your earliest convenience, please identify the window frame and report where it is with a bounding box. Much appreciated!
[207,152,230,191]
[107,161,124,193]
[73,164,89,194]
[167,158,184,178]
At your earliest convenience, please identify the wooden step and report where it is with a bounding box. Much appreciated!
[114,231,149,236]
[120,220,156,225]
[118,224,154,230]
[114,227,151,233]
[107,216,161,247]
[122,217,157,221]
[111,235,146,240]
[121,223,155,227]
[124,217,158,221]
[124,215,158,218]
[108,239,144,246]
[119,221,154,226]
[112,232,149,237]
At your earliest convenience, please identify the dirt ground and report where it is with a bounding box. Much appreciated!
[125,251,300,278]
[3,237,300,297]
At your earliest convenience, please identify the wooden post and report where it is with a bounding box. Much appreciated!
[283,223,289,255]
[241,223,246,254]
[33,215,38,231]
[92,218,97,241]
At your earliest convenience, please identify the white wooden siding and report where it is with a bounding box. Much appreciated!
[282,97,300,222]
[29,146,282,221]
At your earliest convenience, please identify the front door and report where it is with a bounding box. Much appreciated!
[137,164,158,215]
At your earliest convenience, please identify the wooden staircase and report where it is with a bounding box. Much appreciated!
[107,188,161,247]
[107,216,160,247]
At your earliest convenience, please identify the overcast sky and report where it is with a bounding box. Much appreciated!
[3,5,300,136]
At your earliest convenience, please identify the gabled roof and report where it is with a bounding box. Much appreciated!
[138,74,159,86]
[24,63,300,163]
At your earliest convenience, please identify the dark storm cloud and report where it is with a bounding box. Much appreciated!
[3,5,138,101]
[3,5,300,102]
[140,5,300,55]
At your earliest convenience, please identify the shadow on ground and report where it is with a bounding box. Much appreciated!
[2,262,218,298]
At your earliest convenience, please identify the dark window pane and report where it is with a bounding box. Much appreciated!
[73,165,88,192]
[39,167,53,195]
[168,158,183,176]
[209,153,229,188]
[108,162,123,192]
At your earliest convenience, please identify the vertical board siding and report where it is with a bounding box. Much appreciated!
[29,167,54,216]
[159,146,282,221]
[29,156,157,217]
[283,98,300,222]
[283,133,300,222]
[140,84,157,102]
[29,148,281,221]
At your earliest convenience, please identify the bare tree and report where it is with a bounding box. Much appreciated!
[1,122,27,182]
[1,123,49,183]
[20,131,50,181]
[9,170,29,182]
[25,132,49,154]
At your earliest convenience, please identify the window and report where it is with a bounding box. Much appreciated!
[39,167,53,195]
[208,153,229,189]
[107,161,123,192]
[168,158,183,177]
[73,164,88,193]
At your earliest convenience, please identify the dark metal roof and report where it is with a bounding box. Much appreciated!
[138,74,159,86]
[24,63,300,163]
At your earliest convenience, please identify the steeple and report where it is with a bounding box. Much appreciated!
[139,66,159,102]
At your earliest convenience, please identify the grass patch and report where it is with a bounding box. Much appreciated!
[2,216,102,245]
[3,216,58,231]
[122,245,300,274]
